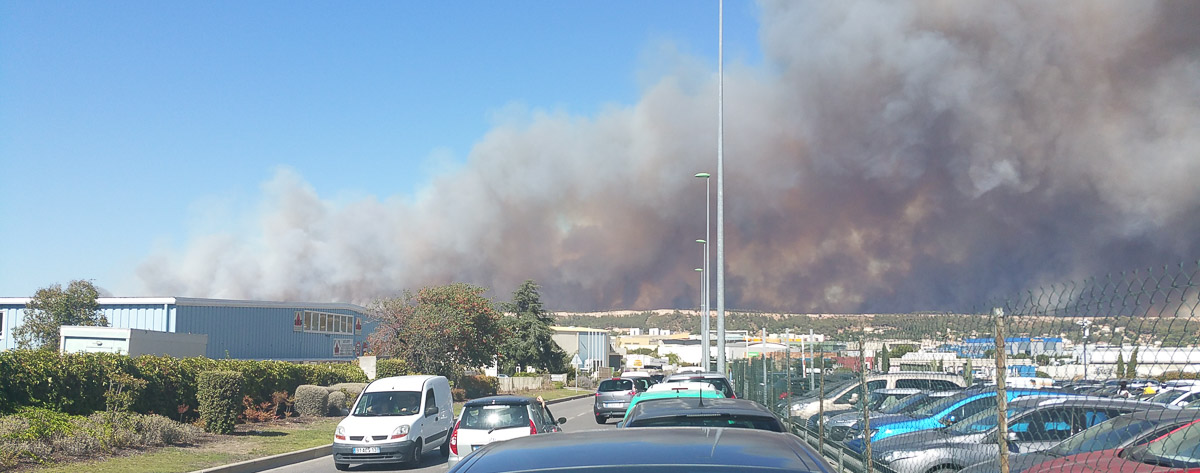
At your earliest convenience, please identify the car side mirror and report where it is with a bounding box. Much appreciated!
[425,406,438,417]
[849,393,859,404]
[557,417,567,425]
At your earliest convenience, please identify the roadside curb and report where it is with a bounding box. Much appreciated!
[189,393,593,472]
[191,443,332,473]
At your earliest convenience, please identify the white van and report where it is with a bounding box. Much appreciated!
[332,375,454,470]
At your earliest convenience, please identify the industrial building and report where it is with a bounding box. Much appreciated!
[0,297,374,361]
[550,326,617,370]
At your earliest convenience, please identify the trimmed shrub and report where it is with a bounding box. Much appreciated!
[327,391,347,416]
[459,375,498,399]
[451,388,467,402]
[294,385,328,417]
[196,371,242,434]
[375,358,409,378]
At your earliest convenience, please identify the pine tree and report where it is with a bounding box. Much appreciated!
[1126,347,1139,379]
[1115,352,1126,379]
[880,344,891,373]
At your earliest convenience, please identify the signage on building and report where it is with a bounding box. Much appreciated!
[293,312,303,332]
[355,317,362,334]
[333,338,354,357]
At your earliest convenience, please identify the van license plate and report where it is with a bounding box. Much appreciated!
[353,447,380,454]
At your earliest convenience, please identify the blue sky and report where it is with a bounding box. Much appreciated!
[0,1,762,298]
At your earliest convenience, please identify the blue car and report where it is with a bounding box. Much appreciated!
[844,387,1077,453]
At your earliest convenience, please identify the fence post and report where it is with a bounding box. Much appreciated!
[819,353,826,454]
[994,307,1010,473]
[838,445,845,473]
[762,328,768,406]
[859,334,873,473]
[786,328,792,422]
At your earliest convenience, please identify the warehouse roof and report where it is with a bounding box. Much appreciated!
[0,297,367,312]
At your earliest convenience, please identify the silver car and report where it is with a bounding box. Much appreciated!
[820,389,958,442]
[870,397,1165,473]
[593,378,640,424]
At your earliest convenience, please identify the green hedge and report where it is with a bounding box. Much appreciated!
[0,350,367,418]
[375,358,409,378]
[459,375,498,399]
[197,371,242,434]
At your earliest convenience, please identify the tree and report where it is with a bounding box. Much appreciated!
[1127,347,1139,379]
[1115,352,1126,379]
[964,358,974,385]
[879,344,891,373]
[497,280,567,374]
[14,280,106,351]
[368,283,502,379]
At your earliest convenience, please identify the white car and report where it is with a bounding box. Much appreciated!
[447,395,565,467]
[332,375,454,470]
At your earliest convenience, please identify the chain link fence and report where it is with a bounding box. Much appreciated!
[725,261,1200,473]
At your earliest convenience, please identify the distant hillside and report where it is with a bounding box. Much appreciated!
[553,310,1199,346]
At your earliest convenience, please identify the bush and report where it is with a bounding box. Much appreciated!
[294,385,329,417]
[196,371,242,434]
[0,411,199,469]
[327,391,347,416]
[375,359,409,378]
[458,375,498,399]
[451,388,467,402]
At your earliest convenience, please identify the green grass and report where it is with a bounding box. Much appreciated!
[30,418,341,473]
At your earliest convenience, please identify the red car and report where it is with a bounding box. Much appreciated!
[1026,419,1200,472]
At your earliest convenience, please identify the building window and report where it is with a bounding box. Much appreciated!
[298,310,354,335]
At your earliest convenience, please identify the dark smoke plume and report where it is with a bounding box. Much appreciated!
[138,1,1200,313]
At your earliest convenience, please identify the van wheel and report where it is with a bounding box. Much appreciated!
[334,462,349,471]
[439,431,451,457]
[595,415,606,424]
[408,439,423,468]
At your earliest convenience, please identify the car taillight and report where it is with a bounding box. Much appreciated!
[529,418,538,435]
[628,390,636,396]
[449,421,459,455]
[595,392,601,396]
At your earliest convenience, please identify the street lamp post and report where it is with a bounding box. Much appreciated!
[695,267,705,368]
[696,239,709,371]
[715,0,727,375]
[695,171,711,371]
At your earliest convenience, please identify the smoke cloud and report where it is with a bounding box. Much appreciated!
[138,0,1200,313]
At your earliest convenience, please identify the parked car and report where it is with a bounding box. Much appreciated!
[960,408,1200,473]
[445,427,835,473]
[790,372,966,419]
[844,388,1077,452]
[621,397,786,432]
[332,375,454,470]
[661,371,738,398]
[594,378,642,424]
[446,395,566,468]
[1145,386,1200,407]
[868,396,1166,473]
[819,390,961,442]
[1024,418,1200,472]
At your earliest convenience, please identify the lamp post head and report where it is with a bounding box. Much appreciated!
[696,239,706,244]
[695,172,711,178]
[695,268,703,272]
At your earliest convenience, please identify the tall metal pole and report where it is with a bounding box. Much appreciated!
[695,267,705,369]
[695,173,711,372]
[809,329,815,390]
[715,0,727,376]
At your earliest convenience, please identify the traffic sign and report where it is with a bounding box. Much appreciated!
[570,354,582,367]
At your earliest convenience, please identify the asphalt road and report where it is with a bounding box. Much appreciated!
[262,395,610,473]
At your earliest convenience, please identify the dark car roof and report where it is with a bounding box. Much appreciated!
[628,397,777,419]
[462,395,532,407]
[447,427,832,473]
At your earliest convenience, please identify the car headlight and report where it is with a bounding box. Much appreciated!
[390,424,409,439]
[335,425,346,441]
[879,450,921,464]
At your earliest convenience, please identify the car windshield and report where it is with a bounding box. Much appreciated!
[948,404,1036,436]
[459,404,530,430]
[889,394,938,415]
[822,381,857,400]
[626,413,784,432]
[353,391,422,417]
[599,379,635,392]
[1147,389,1185,403]
[1047,416,1158,457]
[1124,420,1200,468]
[911,391,972,418]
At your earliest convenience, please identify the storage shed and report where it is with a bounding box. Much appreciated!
[60,325,208,357]
[0,297,375,361]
